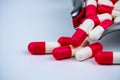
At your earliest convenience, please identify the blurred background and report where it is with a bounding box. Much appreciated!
[0,0,120,80]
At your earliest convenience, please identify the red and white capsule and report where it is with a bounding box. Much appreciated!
[95,51,120,65]
[71,13,112,47]
[52,40,89,60]
[114,0,120,10]
[98,5,120,18]
[75,42,103,61]
[28,42,61,55]
[89,19,113,41]
[86,0,97,17]
[81,13,112,26]
[114,16,120,23]
[71,19,94,47]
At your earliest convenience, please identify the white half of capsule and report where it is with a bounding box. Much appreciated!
[75,46,92,61]
[86,0,97,6]
[114,16,120,23]
[98,0,113,6]
[114,0,120,10]
[98,13,112,21]
[112,9,120,18]
[113,52,120,64]
[89,26,104,41]
[79,19,95,34]
[46,42,61,53]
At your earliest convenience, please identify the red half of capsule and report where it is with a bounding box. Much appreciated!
[71,28,88,47]
[98,5,114,14]
[89,42,103,56]
[99,19,113,30]
[86,5,97,17]
[52,46,72,60]
[95,51,113,65]
[58,36,71,46]
[28,42,45,55]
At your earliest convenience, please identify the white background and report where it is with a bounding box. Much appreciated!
[0,0,120,80]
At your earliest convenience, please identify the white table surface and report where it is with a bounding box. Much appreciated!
[0,0,120,80]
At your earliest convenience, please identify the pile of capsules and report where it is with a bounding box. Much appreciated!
[28,0,120,65]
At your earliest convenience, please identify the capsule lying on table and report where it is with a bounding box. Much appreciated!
[95,51,120,65]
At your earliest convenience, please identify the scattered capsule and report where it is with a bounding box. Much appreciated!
[28,42,61,55]
[71,19,94,47]
[95,51,120,65]
[89,19,113,41]
[98,5,120,18]
[75,42,103,61]
[81,13,112,26]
